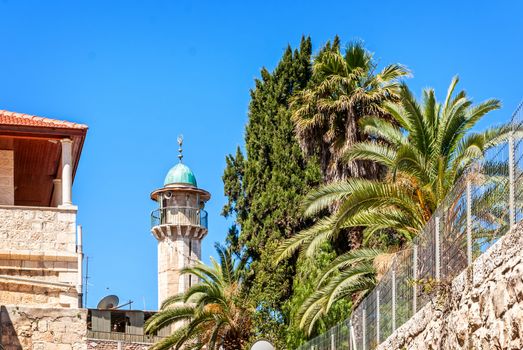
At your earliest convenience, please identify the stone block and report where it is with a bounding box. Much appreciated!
[0,186,14,205]
[58,271,78,284]
[37,320,48,332]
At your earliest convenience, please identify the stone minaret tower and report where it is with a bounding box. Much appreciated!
[150,136,211,308]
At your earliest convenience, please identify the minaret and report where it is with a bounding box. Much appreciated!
[150,136,211,308]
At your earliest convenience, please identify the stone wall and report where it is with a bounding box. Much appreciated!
[157,235,202,308]
[0,205,79,308]
[0,305,87,350]
[0,281,76,308]
[0,206,77,253]
[87,340,150,350]
[377,223,523,350]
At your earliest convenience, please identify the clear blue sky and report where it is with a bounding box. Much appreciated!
[0,1,521,309]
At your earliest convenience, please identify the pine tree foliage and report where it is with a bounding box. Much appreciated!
[222,37,322,346]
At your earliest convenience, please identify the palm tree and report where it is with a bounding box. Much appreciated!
[294,248,379,335]
[145,244,252,350]
[278,77,513,332]
[291,38,410,183]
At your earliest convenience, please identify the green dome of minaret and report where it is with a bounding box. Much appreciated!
[164,163,197,186]
[163,135,197,187]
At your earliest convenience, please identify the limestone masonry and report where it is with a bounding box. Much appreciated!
[377,222,523,350]
[0,206,79,308]
[0,306,87,350]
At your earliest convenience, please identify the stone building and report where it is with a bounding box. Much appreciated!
[149,137,211,308]
[0,111,211,350]
[0,110,88,349]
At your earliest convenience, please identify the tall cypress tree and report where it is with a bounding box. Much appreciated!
[222,37,321,346]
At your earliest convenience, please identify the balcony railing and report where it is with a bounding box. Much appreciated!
[151,206,208,229]
[87,330,163,344]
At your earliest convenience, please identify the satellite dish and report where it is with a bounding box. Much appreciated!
[250,339,275,350]
[97,295,119,309]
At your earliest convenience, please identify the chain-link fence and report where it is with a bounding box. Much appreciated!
[296,102,523,350]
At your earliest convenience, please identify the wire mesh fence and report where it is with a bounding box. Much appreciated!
[296,102,523,350]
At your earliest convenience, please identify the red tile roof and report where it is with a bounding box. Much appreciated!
[0,110,88,130]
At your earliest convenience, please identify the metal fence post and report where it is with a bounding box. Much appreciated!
[392,267,396,332]
[331,332,336,350]
[466,180,472,265]
[509,133,516,230]
[349,320,357,350]
[435,216,440,280]
[344,322,348,350]
[362,308,366,350]
[412,244,418,314]
[376,290,380,345]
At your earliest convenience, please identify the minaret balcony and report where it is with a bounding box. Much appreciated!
[151,206,208,229]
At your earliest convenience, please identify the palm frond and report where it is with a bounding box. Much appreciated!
[359,116,405,144]
[317,248,381,286]
[274,217,336,263]
[332,181,424,232]
[160,293,185,310]
[149,327,188,350]
[344,142,397,168]
[145,306,195,334]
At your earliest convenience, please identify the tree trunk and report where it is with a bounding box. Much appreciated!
[222,334,245,350]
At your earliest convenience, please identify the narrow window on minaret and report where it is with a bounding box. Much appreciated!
[188,239,193,287]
